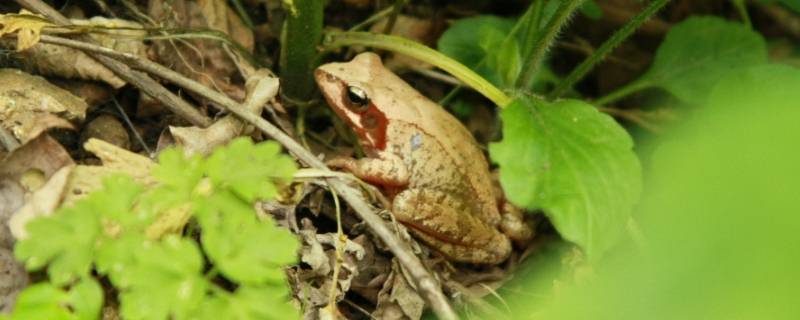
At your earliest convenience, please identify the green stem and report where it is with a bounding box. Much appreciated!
[731,0,752,28]
[520,0,545,59]
[322,31,511,107]
[593,79,650,106]
[348,6,394,31]
[230,0,254,28]
[515,0,585,90]
[549,0,669,100]
[279,0,324,102]
[382,0,407,34]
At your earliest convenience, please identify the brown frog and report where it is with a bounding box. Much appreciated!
[315,52,530,264]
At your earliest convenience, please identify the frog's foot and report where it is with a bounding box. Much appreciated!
[326,154,409,187]
[500,202,534,244]
[392,189,511,265]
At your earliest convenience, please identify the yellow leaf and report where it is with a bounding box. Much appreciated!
[0,10,54,51]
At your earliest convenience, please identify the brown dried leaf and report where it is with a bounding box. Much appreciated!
[0,69,87,143]
[9,165,73,240]
[0,10,53,51]
[373,260,425,320]
[148,0,254,100]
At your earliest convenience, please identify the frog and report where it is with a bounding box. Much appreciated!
[314,52,531,264]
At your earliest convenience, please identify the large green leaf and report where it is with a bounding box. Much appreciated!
[512,64,800,319]
[490,97,641,260]
[633,16,767,105]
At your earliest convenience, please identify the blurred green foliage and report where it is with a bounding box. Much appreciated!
[505,64,800,319]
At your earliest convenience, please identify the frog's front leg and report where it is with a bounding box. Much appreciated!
[392,188,512,264]
[326,153,409,187]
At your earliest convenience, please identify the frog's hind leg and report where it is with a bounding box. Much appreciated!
[392,189,511,264]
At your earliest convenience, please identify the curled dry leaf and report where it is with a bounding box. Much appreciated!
[170,71,279,155]
[8,165,73,240]
[61,138,154,206]
[0,134,74,242]
[148,0,255,101]
[373,260,426,320]
[0,10,54,51]
[295,218,367,317]
[0,69,87,143]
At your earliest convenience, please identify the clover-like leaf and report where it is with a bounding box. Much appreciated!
[196,192,299,285]
[490,97,641,260]
[205,138,297,202]
[118,236,208,320]
[193,286,300,320]
[4,283,72,320]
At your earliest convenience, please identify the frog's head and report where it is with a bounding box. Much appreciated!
[315,52,388,151]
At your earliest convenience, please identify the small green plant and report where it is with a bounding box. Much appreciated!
[6,138,300,320]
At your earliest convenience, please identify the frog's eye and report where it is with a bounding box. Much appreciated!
[345,86,370,112]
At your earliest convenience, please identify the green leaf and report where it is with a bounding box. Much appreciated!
[525,64,800,319]
[205,138,297,202]
[7,283,72,320]
[151,148,204,208]
[580,0,603,19]
[490,97,642,260]
[67,278,103,320]
[15,175,143,285]
[94,233,148,287]
[197,192,298,285]
[119,236,208,320]
[437,16,516,70]
[194,286,300,320]
[15,205,99,285]
[437,15,560,92]
[634,16,767,105]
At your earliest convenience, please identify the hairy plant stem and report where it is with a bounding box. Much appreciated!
[549,0,670,99]
[593,79,650,106]
[515,0,585,90]
[323,31,511,106]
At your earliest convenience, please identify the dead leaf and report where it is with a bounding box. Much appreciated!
[0,10,54,51]
[1,17,148,89]
[0,69,88,143]
[148,0,255,101]
[373,260,426,320]
[9,165,73,240]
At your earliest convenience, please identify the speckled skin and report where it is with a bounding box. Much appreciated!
[315,53,528,264]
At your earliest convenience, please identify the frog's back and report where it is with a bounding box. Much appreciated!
[376,71,500,225]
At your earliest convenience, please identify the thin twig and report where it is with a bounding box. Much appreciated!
[110,97,153,156]
[30,33,459,320]
[15,0,213,128]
